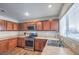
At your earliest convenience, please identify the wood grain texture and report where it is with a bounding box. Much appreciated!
[8,38,17,51]
[0,47,41,55]
[34,39,47,52]
[36,21,43,31]
[0,20,6,31]
[6,21,13,31]
[13,23,18,31]
[0,40,8,53]
[43,21,50,31]
[17,37,25,48]
[51,20,59,31]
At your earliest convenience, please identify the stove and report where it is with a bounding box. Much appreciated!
[24,32,37,50]
[25,37,34,47]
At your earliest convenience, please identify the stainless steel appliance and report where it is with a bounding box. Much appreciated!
[27,25,36,31]
[24,32,37,50]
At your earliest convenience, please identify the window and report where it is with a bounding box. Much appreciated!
[60,3,79,40]
[67,4,79,33]
[59,15,67,37]
[67,4,79,39]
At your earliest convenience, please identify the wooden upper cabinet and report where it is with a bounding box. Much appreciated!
[23,22,28,31]
[51,20,59,31]
[13,23,18,31]
[0,19,19,31]
[6,21,13,31]
[43,21,50,31]
[22,22,36,31]
[0,20,6,31]
[36,21,43,31]
[18,23,23,31]
[19,22,28,31]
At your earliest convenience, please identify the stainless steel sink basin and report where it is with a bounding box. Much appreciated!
[47,40,64,47]
[47,40,59,47]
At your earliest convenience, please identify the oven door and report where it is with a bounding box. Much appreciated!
[25,39,33,47]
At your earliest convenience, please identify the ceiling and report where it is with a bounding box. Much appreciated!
[0,3,63,21]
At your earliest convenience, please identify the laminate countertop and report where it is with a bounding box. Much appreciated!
[0,35,58,41]
[0,35,26,41]
[41,40,74,55]
[34,37,59,41]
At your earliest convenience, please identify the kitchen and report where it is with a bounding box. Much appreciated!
[0,3,78,55]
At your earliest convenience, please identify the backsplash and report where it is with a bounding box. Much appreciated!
[19,31,59,38]
[0,31,59,39]
[0,31,19,39]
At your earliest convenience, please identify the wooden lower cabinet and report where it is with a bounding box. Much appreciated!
[0,40,8,53]
[0,38,17,54]
[8,38,17,51]
[34,39,47,52]
[17,37,25,48]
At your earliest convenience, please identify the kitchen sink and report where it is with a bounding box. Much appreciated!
[47,40,64,47]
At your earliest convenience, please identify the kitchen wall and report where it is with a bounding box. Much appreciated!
[19,31,59,38]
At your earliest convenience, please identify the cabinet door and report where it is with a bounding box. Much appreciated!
[23,22,28,31]
[51,20,59,31]
[8,38,17,51]
[0,20,6,31]
[19,23,28,31]
[35,39,41,51]
[6,21,13,31]
[36,21,43,31]
[18,23,23,31]
[17,38,25,47]
[13,23,18,31]
[0,40,8,53]
[43,21,50,31]
[39,39,47,51]
[35,39,47,52]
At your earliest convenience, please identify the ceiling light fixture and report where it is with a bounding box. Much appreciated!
[48,4,52,8]
[25,12,30,16]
